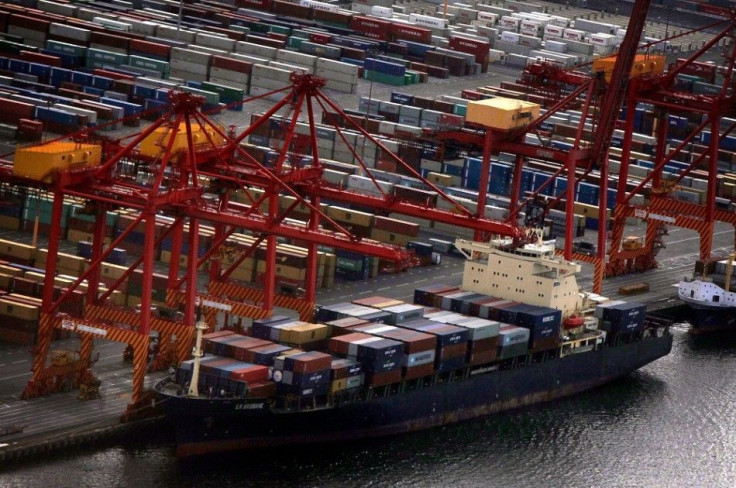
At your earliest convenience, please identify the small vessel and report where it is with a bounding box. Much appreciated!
[155,236,672,457]
[677,253,736,333]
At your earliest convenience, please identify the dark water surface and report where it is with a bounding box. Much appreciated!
[3,326,735,488]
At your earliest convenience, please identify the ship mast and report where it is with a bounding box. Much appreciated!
[187,320,209,397]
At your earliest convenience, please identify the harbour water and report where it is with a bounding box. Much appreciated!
[2,324,734,488]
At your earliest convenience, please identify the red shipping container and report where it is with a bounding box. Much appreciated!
[671,58,717,84]
[439,113,464,128]
[247,380,277,398]
[94,69,135,81]
[328,332,373,356]
[272,0,312,19]
[374,216,420,237]
[17,118,42,133]
[211,55,252,74]
[230,364,270,383]
[90,31,131,50]
[266,32,288,42]
[448,36,490,64]
[8,14,50,32]
[236,0,273,9]
[129,39,171,59]
[19,50,62,67]
[284,351,333,374]
[246,34,285,49]
[351,16,391,41]
[391,24,432,44]
[461,89,484,101]
[0,98,34,122]
[365,368,402,387]
[313,9,353,27]
[404,362,434,380]
[208,26,246,41]
[309,32,332,44]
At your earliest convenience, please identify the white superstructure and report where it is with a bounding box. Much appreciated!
[455,237,584,318]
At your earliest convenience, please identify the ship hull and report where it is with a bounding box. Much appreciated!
[157,333,672,457]
[686,306,736,334]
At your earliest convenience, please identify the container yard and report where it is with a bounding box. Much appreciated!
[0,0,735,476]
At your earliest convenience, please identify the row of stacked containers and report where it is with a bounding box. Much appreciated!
[177,283,647,400]
[0,0,514,138]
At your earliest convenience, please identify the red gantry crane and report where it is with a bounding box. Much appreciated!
[16,73,521,416]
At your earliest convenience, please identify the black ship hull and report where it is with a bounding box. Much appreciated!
[686,306,736,334]
[156,333,672,457]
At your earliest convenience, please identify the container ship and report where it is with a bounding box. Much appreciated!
[677,254,736,333]
[154,236,673,457]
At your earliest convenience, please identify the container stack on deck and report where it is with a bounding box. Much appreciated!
[170,284,642,401]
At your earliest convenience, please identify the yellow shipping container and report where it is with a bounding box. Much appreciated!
[0,215,20,230]
[426,172,453,186]
[327,206,374,227]
[330,378,346,393]
[229,266,255,283]
[0,265,23,278]
[592,54,666,83]
[100,263,129,279]
[139,123,226,160]
[466,97,540,130]
[37,249,87,274]
[0,239,36,261]
[283,323,329,344]
[13,142,102,182]
[0,273,13,290]
[370,228,412,246]
[0,298,40,321]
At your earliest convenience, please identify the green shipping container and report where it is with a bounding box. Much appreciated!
[200,81,245,103]
[86,48,128,66]
[336,257,364,272]
[453,104,467,116]
[45,40,87,57]
[180,86,220,106]
[268,25,291,36]
[363,70,406,86]
[129,55,171,77]
[287,37,304,49]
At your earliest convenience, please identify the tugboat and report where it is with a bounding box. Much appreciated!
[155,236,672,457]
[678,253,736,333]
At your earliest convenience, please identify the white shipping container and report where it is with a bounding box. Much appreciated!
[590,33,616,46]
[196,32,236,52]
[347,175,394,196]
[545,40,568,53]
[276,49,318,68]
[500,16,521,29]
[235,41,278,59]
[252,64,292,83]
[315,68,359,84]
[49,22,91,42]
[563,28,585,41]
[544,24,564,38]
[316,57,360,75]
[156,25,196,43]
[170,58,209,76]
[170,47,212,65]
[299,0,339,13]
[408,13,448,29]
[500,31,520,44]
[477,11,498,24]
[118,17,158,36]
[268,60,312,75]
[370,6,393,18]
[519,27,540,37]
